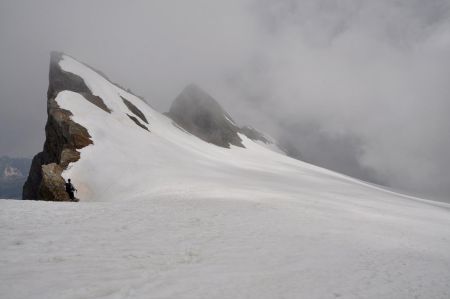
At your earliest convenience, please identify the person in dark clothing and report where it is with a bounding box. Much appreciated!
[65,178,77,201]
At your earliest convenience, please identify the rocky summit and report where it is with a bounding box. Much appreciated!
[167,84,244,148]
[167,84,283,150]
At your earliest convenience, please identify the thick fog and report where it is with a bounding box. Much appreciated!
[1,0,449,201]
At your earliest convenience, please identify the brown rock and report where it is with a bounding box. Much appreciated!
[23,52,96,201]
[38,163,70,201]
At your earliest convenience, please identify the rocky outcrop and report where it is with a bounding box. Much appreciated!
[47,52,111,114]
[167,84,288,151]
[121,96,148,124]
[22,52,96,201]
[167,84,244,148]
[38,163,69,200]
[126,114,150,131]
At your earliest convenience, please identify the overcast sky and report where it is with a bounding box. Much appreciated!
[1,0,449,202]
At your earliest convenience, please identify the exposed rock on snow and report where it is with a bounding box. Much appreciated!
[47,52,111,114]
[168,84,290,155]
[168,84,244,148]
[126,114,150,131]
[121,96,148,124]
[23,52,95,201]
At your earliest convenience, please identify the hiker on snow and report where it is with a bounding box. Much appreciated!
[65,178,77,201]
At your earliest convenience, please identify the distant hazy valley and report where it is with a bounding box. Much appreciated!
[0,156,31,199]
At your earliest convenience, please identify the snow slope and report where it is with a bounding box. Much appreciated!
[1,55,450,298]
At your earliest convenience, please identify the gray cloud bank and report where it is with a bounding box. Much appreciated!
[1,0,449,201]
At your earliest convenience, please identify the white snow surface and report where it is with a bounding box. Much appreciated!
[1,55,450,298]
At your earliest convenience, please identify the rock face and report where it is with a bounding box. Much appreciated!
[22,52,95,201]
[168,84,244,148]
[167,84,290,153]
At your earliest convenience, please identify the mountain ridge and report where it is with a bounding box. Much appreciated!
[23,53,287,201]
[167,84,281,150]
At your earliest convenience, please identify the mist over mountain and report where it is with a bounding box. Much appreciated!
[168,84,246,148]
[276,121,388,186]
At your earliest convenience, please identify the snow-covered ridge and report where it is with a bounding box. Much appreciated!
[46,54,445,205]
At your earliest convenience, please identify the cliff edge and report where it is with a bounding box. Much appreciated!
[22,52,94,201]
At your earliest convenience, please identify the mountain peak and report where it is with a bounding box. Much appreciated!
[168,84,244,148]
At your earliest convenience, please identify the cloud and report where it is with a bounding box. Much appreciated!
[226,0,450,200]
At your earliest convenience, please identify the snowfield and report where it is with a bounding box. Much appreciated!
[1,55,450,298]
[1,195,450,299]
